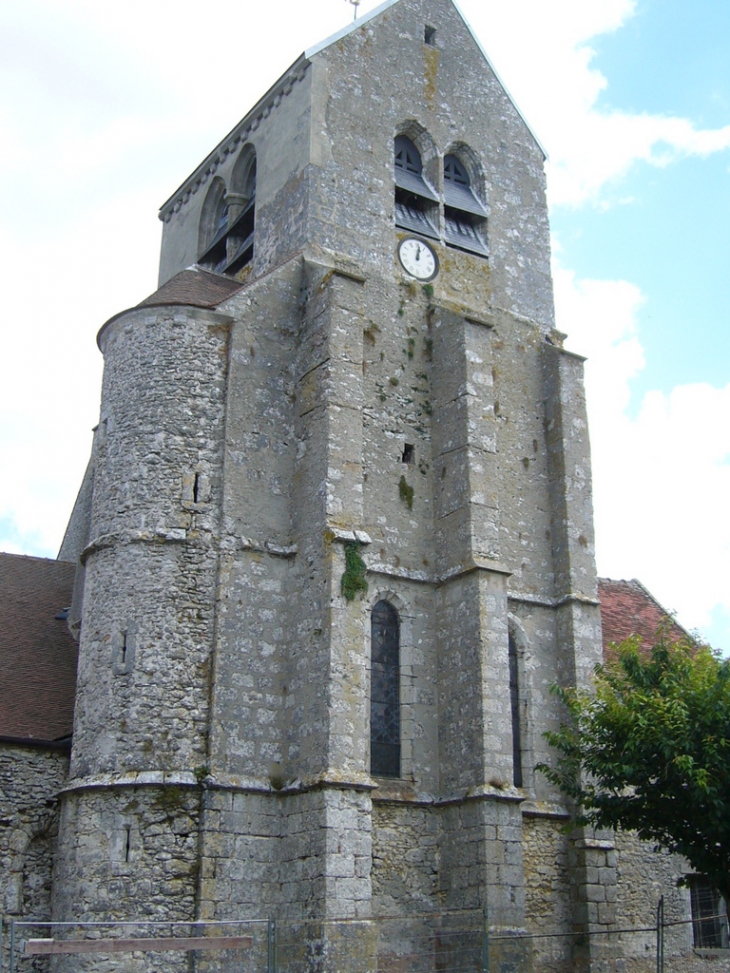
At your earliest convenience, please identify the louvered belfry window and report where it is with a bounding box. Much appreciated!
[443,154,488,256]
[370,601,401,778]
[394,136,439,240]
[198,160,256,276]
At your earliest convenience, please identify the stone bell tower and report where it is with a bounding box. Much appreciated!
[54,0,605,969]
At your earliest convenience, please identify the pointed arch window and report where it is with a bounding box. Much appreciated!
[370,600,401,778]
[443,154,488,256]
[508,632,523,787]
[394,136,439,240]
[198,157,256,276]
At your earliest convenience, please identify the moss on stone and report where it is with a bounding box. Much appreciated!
[399,475,414,510]
[341,542,369,602]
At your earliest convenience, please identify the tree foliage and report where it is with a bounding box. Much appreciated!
[538,635,730,904]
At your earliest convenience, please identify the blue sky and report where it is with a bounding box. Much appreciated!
[558,0,730,400]
[0,0,728,651]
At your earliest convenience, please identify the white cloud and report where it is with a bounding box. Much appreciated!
[555,259,730,651]
[466,0,730,207]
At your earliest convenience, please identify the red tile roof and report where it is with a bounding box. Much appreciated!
[0,553,78,742]
[598,577,690,659]
[136,268,244,310]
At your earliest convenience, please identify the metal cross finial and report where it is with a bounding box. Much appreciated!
[346,0,361,21]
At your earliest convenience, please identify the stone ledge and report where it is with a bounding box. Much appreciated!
[520,800,571,820]
[202,769,377,796]
[508,590,600,609]
[241,536,298,557]
[327,527,373,545]
[373,782,527,807]
[80,529,195,564]
[574,838,616,851]
[60,770,200,795]
[439,557,513,583]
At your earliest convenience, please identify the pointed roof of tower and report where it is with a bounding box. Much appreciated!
[159,0,545,223]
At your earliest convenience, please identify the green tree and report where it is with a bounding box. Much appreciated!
[538,635,730,904]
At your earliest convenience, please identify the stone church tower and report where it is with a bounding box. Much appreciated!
[55,0,607,968]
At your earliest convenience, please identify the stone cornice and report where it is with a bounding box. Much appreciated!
[159,58,310,223]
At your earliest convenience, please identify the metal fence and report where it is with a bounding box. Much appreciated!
[2,904,727,973]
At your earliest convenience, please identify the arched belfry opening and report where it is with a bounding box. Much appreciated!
[443,153,488,256]
[370,600,401,778]
[197,147,256,276]
[394,135,439,240]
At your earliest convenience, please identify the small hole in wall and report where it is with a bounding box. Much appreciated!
[402,443,415,465]
[425,25,437,45]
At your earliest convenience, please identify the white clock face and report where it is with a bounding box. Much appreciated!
[398,238,439,281]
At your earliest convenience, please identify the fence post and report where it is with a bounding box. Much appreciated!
[482,905,490,973]
[656,895,664,973]
[267,916,277,973]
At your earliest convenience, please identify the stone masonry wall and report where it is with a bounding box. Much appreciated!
[522,814,573,973]
[51,784,201,973]
[614,831,721,973]
[70,305,230,780]
[0,744,69,969]
[371,802,439,914]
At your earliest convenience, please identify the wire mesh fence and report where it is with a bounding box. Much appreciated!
[1,904,728,973]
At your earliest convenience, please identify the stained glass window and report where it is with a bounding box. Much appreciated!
[371,601,401,777]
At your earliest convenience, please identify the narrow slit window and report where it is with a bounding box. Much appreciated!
[509,632,523,787]
[424,25,437,46]
[193,472,201,504]
[120,631,128,666]
[124,826,132,863]
[402,443,415,465]
[370,601,401,778]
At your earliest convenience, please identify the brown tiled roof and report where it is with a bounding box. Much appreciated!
[136,268,244,310]
[598,578,690,659]
[0,553,78,742]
